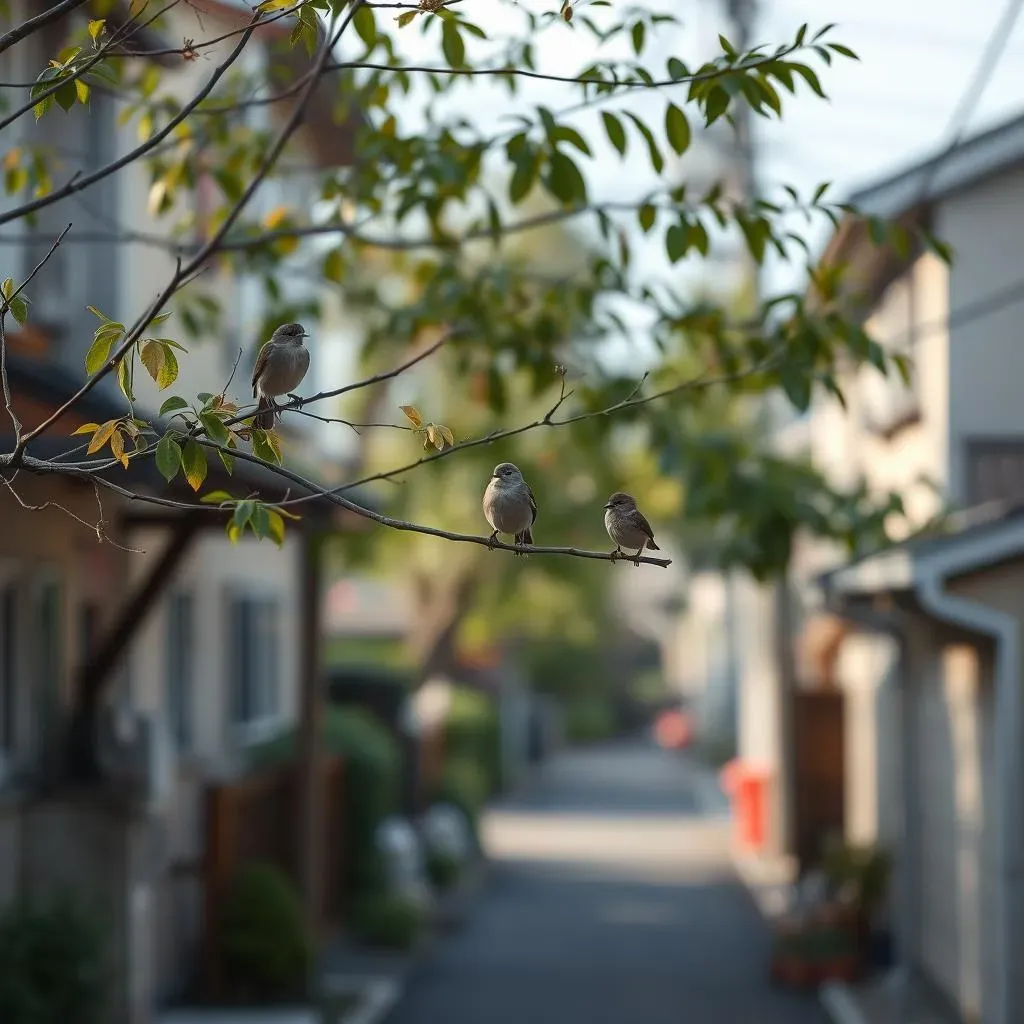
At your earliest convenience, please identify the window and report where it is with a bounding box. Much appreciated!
[228,596,280,738]
[166,593,195,752]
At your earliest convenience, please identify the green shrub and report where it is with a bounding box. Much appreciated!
[350,893,423,950]
[219,862,312,1002]
[564,696,616,744]
[0,894,109,1024]
[443,687,501,796]
[425,849,462,891]
[250,706,401,897]
[432,757,488,841]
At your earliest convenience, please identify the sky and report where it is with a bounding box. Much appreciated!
[318,0,1024,455]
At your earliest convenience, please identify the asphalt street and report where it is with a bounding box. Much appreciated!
[386,739,828,1024]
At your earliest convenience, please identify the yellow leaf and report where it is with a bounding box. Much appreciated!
[226,521,242,543]
[137,110,153,143]
[87,419,118,455]
[426,423,444,450]
[395,9,418,26]
[140,339,164,383]
[156,343,178,390]
[75,79,89,104]
[266,509,286,547]
[72,422,100,436]
[399,404,423,428]
[129,0,149,17]
[263,205,290,230]
[2,149,19,171]
[265,428,283,464]
[437,424,455,447]
[109,427,129,468]
[88,19,106,41]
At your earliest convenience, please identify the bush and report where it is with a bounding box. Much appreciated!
[432,757,488,842]
[425,849,462,892]
[443,687,501,796]
[219,862,312,1002]
[564,696,616,744]
[349,893,423,950]
[250,706,401,897]
[0,894,109,1024]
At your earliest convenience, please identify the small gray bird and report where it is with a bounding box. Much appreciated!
[483,462,537,557]
[604,491,660,566]
[251,322,310,431]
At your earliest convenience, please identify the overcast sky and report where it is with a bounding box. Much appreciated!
[319,0,1024,452]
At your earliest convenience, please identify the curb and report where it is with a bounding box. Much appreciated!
[331,857,493,1024]
[819,982,870,1024]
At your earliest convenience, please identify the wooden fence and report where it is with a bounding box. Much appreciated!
[202,756,346,997]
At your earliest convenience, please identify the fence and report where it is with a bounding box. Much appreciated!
[202,755,346,997]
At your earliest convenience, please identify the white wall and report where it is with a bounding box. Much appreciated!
[936,164,1024,504]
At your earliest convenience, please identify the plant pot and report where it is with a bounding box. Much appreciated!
[817,953,861,984]
[770,952,818,990]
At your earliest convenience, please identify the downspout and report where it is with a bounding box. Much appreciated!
[915,564,1021,1024]
[821,596,919,1007]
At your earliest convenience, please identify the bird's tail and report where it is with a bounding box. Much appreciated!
[253,396,277,432]
[646,537,660,551]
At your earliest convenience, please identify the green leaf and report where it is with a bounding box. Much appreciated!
[624,112,663,174]
[323,249,344,285]
[353,4,377,49]
[396,10,417,27]
[704,86,730,125]
[792,63,826,98]
[601,111,627,156]
[54,81,76,112]
[200,489,233,504]
[155,432,182,482]
[665,223,689,263]
[156,343,178,390]
[546,151,587,204]
[231,500,255,533]
[159,395,188,417]
[508,158,536,203]
[631,20,645,55]
[116,356,134,402]
[33,94,53,121]
[664,103,691,156]
[8,296,28,326]
[250,503,270,539]
[181,439,207,492]
[251,429,277,464]
[199,410,230,445]
[638,204,656,232]
[219,447,235,475]
[85,334,115,374]
[781,365,812,412]
[140,339,164,383]
[442,19,466,68]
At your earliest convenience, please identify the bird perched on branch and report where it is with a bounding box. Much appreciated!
[483,462,537,557]
[604,491,660,565]
[251,322,310,431]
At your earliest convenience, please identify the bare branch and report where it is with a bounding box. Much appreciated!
[0,0,89,58]
[0,223,73,442]
[219,324,460,432]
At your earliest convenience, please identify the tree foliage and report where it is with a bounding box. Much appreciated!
[0,0,941,575]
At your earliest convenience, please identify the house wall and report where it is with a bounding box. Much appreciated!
[936,164,1024,505]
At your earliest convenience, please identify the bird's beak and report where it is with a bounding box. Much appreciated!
[603,502,612,510]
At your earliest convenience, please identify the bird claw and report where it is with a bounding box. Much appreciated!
[633,548,644,567]
[487,532,498,551]
[609,548,621,561]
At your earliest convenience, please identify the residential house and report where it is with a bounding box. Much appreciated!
[1,0,367,1018]
[783,110,1024,1024]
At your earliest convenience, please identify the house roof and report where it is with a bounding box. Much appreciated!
[818,108,1024,287]
[4,351,376,531]
[820,500,1024,599]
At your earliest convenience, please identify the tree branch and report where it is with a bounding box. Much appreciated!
[14,1,360,451]
[0,223,73,442]
[0,0,89,57]
[192,437,674,566]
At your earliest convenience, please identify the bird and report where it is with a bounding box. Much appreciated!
[483,462,537,557]
[604,491,660,566]
[250,322,310,431]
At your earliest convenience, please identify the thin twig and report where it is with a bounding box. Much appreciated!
[0,223,73,442]
[0,0,89,57]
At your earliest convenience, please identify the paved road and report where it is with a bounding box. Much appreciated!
[387,739,828,1024]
